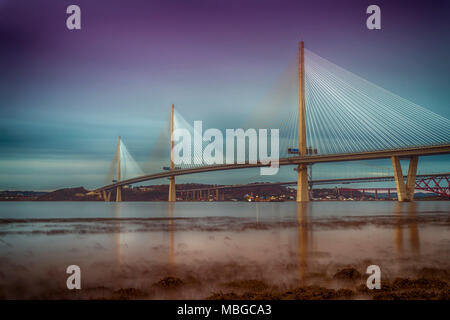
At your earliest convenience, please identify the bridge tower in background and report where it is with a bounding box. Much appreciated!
[168,104,176,202]
[297,41,309,202]
[116,136,122,202]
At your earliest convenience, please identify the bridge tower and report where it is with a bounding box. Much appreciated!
[116,136,122,202]
[297,41,309,202]
[168,104,176,202]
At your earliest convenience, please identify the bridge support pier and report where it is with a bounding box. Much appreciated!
[296,164,309,202]
[168,176,176,202]
[102,190,111,202]
[116,186,122,202]
[392,156,418,202]
[406,156,418,201]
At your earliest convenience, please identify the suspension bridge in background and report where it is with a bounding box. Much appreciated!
[91,42,450,202]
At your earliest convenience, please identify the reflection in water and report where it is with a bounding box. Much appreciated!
[255,203,260,224]
[297,203,310,283]
[168,203,175,269]
[394,202,420,258]
[408,203,420,256]
[114,203,121,265]
[394,203,404,256]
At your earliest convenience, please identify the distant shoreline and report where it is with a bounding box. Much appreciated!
[0,184,447,202]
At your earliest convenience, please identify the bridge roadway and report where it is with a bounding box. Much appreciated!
[94,144,450,192]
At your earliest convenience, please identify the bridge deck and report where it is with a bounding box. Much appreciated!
[94,144,450,192]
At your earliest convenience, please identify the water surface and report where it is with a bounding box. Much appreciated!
[0,201,448,299]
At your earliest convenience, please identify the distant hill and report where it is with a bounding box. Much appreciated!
[36,187,100,201]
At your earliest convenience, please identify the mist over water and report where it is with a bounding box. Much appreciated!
[0,201,448,299]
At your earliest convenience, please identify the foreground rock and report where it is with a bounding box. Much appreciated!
[333,268,361,281]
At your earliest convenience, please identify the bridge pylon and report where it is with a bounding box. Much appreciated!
[116,136,122,202]
[297,41,309,202]
[168,104,176,202]
[392,156,418,202]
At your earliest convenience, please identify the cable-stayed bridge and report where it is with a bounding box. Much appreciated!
[92,42,450,202]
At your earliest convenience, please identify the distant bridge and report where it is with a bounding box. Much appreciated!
[175,172,450,192]
[174,172,450,200]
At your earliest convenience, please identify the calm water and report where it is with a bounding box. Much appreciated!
[0,201,448,299]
